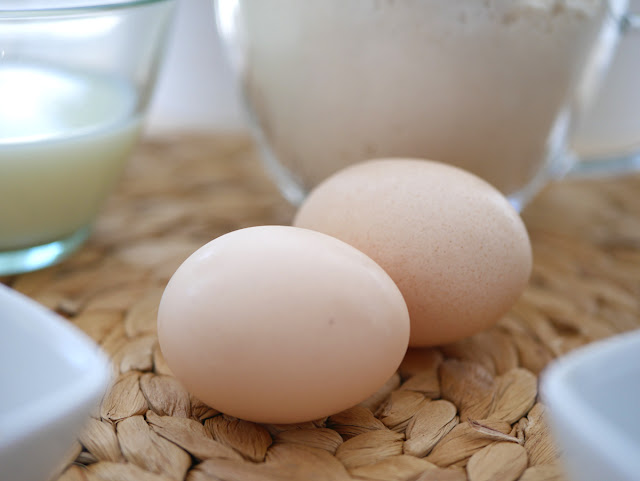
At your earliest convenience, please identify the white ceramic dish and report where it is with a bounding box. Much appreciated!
[0,284,110,481]
[541,328,640,481]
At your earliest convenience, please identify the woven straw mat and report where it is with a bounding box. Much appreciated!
[3,134,640,481]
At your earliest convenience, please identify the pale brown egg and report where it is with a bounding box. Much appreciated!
[294,159,532,347]
[157,225,410,424]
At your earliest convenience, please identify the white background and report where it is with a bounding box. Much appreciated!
[146,0,246,134]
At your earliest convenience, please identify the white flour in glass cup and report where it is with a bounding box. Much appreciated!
[221,0,626,208]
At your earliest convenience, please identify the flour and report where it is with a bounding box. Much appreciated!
[239,0,615,198]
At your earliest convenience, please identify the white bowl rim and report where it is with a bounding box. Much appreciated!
[0,284,110,449]
[540,328,640,479]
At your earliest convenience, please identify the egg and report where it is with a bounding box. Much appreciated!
[294,159,532,347]
[157,225,410,424]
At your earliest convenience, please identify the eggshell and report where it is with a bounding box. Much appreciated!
[294,159,532,347]
[157,225,410,424]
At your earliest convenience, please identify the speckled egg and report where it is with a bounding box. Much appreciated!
[294,158,532,346]
[157,225,410,423]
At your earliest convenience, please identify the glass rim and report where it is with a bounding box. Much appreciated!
[0,0,174,17]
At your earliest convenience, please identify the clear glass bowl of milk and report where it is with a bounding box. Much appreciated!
[0,0,175,275]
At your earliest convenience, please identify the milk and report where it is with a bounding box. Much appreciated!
[0,63,142,250]
[237,0,617,198]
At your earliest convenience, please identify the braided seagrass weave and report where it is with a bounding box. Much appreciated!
[4,134,640,481]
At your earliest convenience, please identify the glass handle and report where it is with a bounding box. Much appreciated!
[565,5,640,179]
[621,12,640,32]
[566,151,640,178]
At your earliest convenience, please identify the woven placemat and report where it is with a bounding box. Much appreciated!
[4,134,640,481]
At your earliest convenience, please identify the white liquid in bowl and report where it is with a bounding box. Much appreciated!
[0,62,142,250]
